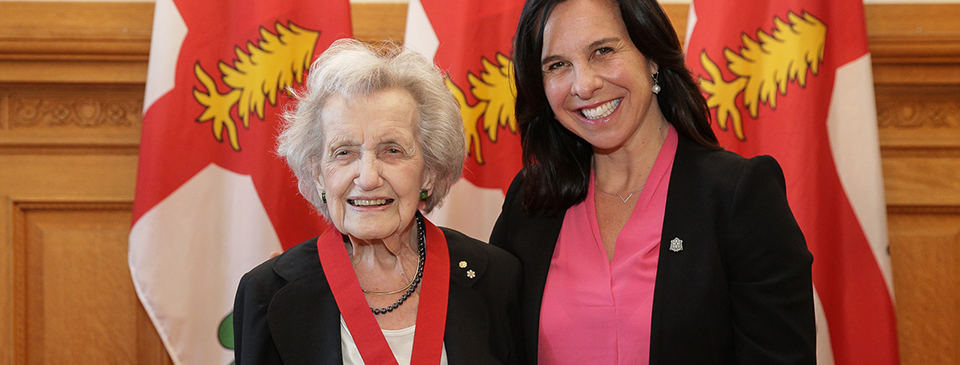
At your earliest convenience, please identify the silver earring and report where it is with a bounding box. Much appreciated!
[651,72,661,94]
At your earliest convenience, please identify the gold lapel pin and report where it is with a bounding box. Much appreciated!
[459,261,467,268]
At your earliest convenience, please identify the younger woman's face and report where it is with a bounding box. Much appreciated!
[540,0,660,152]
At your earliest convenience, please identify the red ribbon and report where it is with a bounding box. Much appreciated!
[317,217,450,364]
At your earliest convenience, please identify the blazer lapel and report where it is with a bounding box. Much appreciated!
[649,136,721,364]
[516,211,564,364]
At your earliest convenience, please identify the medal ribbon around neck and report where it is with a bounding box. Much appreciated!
[316,214,450,364]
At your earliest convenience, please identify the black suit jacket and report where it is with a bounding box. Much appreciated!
[234,227,524,365]
[490,135,816,365]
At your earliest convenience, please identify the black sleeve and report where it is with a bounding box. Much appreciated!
[233,258,284,365]
[725,155,816,365]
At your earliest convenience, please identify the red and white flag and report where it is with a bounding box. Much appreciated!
[685,0,898,364]
[404,0,525,241]
[129,0,348,363]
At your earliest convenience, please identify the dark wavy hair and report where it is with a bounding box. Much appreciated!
[513,0,721,215]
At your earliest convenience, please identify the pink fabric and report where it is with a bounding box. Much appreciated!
[538,127,678,365]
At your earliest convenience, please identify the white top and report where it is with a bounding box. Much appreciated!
[340,316,448,365]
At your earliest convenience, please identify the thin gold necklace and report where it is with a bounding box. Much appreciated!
[363,274,418,295]
[595,184,644,203]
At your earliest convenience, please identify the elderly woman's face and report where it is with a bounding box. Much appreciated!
[540,0,659,151]
[317,88,430,241]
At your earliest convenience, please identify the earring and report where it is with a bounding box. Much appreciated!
[651,72,661,94]
[420,190,428,201]
[321,192,326,203]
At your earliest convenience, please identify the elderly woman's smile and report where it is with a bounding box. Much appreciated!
[349,198,391,207]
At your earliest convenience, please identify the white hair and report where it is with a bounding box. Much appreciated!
[277,39,465,220]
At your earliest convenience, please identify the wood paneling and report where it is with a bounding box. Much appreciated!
[0,51,148,363]
[0,1,958,364]
[0,2,152,83]
[0,83,143,150]
[351,2,407,43]
[14,202,166,364]
[888,211,960,365]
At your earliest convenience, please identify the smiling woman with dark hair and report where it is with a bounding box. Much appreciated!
[491,0,817,364]
[234,39,523,365]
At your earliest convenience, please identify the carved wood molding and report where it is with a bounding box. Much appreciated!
[875,85,960,151]
[7,93,141,129]
[878,98,960,130]
[877,87,960,131]
[0,84,144,151]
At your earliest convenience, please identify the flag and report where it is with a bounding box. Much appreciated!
[129,0,349,363]
[684,0,898,364]
[404,0,525,241]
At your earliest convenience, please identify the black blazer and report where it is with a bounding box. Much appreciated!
[490,135,816,365]
[234,227,524,365]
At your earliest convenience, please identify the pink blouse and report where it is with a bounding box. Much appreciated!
[538,126,678,365]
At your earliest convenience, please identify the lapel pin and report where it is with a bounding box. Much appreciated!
[466,270,476,279]
[459,261,468,269]
[669,237,683,252]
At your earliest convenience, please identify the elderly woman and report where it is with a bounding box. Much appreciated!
[490,0,816,364]
[233,39,523,365]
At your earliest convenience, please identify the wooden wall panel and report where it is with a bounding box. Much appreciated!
[888,211,960,365]
[351,3,408,43]
[0,1,958,364]
[883,155,960,206]
[0,28,148,362]
[15,202,166,364]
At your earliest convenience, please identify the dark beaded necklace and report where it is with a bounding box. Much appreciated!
[370,214,425,315]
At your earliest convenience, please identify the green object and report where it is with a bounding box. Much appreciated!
[219,312,234,349]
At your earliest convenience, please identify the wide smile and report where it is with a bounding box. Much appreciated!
[579,98,621,120]
[348,198,393,207]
